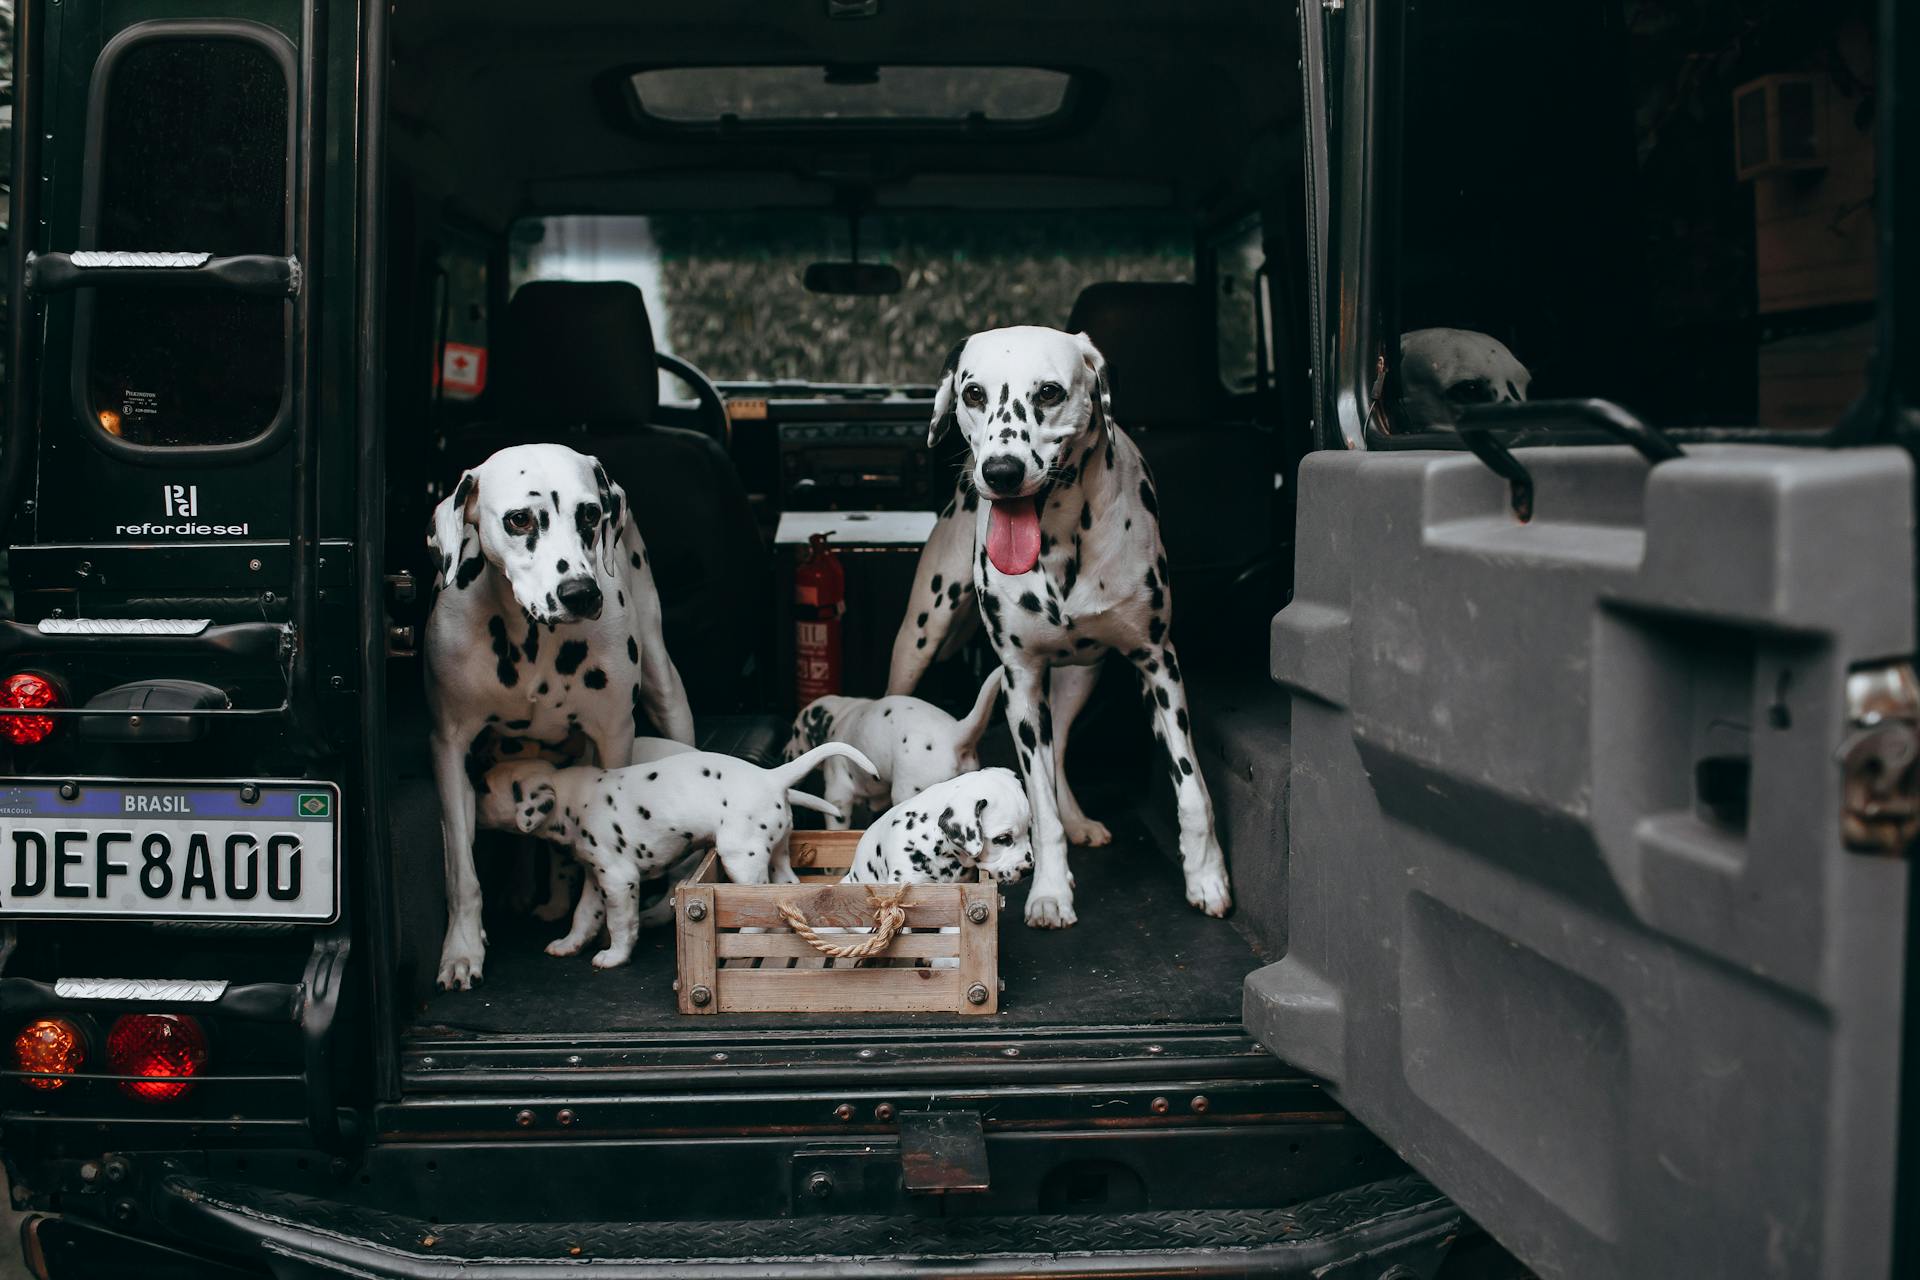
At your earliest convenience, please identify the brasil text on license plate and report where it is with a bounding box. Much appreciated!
[0,779,339,922]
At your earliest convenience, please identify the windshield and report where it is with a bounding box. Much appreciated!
[508,212,1191,387]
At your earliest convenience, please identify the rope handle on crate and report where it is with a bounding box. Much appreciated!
[777,886,912,960]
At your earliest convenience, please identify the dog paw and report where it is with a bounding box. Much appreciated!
[435,947,486,991]
[1061,816,1112,847]
[545,935,587,958]
[1024,887,1079,929]
[1185,869,1233,917]
[590,947,633,970]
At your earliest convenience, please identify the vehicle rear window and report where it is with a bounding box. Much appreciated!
[629,66,1073,127]
[80,30,292,449]
[1380,0,1879,433]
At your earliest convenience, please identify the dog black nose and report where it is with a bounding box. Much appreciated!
[981,456,1027,496]
[556,576,603,619]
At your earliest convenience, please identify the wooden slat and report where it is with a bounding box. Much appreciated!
[686,850,721,886]
[787,830,862,872]
[956,884,999,1015]
[714,931,959,960]
[715,883,960,929]
[714,966,963,1014]
[675,881,718,1014]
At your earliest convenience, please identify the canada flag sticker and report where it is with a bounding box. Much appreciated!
[439,342,487,399]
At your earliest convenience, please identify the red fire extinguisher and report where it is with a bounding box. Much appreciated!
[794,533,845,704]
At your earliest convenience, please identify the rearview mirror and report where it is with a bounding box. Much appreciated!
[803,261,902,295]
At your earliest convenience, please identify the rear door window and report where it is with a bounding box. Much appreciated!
[1379,0,1878,433]
[77,26,294,449]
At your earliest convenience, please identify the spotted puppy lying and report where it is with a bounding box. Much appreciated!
[489,742,875,970]
[785,669,1003,829]
[841,767,1034,887]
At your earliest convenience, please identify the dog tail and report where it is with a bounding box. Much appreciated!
[786,790,844,820]
[769,742,877,792]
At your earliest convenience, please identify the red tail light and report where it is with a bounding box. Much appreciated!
[106,1014,208,1101]
[0,672,61,745]
[12,1018,85,1090]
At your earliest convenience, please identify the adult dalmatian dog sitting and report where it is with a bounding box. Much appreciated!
[888,326,1230,928]
[425,443,695,990]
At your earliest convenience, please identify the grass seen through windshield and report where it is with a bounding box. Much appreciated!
[509,213,1191,387]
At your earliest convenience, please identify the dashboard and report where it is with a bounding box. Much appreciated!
[725,394,962,516]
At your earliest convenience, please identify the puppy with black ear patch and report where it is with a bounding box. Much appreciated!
[425,443,695,990]
[888,327,1231,928]
[476,734,699,926]
[784,669,1003,830]
[491,742,874,970]
[842,767,1034,887]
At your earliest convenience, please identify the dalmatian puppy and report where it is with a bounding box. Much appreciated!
[1397,328,1531,427]
[426,443,695,990]
[475,734,697,925]
[493,742,875,970]
[841,767,1034,886]
[784,668,1003,829]
[888,327,1230,928]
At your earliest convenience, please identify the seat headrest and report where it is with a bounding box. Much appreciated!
[498,281,658,427]
[1065,282,1216,425]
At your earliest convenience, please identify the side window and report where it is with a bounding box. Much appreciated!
[434,245,489,404]
[1214,216,1268,395]
[1383,0,1879,433]
[78,27,294,449]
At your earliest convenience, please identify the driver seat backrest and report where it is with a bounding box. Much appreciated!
[1066,281,1273,663]
[445,280,768,714]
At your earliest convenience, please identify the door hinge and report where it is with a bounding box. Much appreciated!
[1840,662,1920,856]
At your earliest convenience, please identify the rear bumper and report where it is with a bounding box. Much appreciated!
[29,1174,1462,1279]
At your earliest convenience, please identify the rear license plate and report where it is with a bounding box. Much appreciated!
[0,779,339,922]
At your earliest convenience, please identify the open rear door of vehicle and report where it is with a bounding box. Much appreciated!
[1248,436,1911,1278]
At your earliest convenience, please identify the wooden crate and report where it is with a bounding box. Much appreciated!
[673,830,1001,1015]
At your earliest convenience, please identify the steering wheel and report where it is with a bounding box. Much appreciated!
[649,351,732,448]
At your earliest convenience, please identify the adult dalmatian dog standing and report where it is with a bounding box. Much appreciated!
[890,326,1230,927]
[426,443,695,989]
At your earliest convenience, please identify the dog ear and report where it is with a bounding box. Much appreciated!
[967,796,992,853]
[590,458,629,579]
[927,339,967,448]
[1072,331,1112,430]
[429,470,479,588]
[955,667,1005,749]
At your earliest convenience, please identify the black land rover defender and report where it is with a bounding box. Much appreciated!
[0,1,1912,1277]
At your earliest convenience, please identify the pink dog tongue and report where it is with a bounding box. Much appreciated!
[986,498,1042,576]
